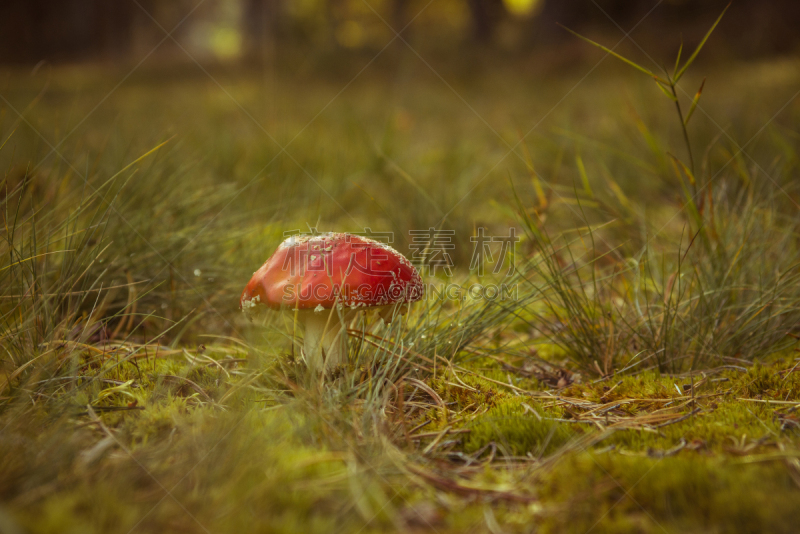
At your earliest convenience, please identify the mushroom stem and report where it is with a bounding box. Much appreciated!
[301,310,347,373]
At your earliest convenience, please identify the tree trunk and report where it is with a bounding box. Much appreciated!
[467,0,503,44]
[392,0,410,34]
[244,0,283,59]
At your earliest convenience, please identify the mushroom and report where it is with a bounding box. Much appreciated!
[240,232,424,373]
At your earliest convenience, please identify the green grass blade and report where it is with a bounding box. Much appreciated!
[560,25,668,85]
[684,78,706,126]
[508,174,547,246]
[655,80,678,101]
[520,138,548,210]
[575,154,594,199]
[675,3,730,82]
[670,153,696,186]
[673,37,683,78]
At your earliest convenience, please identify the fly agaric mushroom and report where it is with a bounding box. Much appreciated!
[240,232,423,373]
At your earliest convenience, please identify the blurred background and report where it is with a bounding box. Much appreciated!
[1,0,798,65]
[0,0,798,334]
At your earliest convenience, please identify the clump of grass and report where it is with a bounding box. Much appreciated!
[509,7,800,376]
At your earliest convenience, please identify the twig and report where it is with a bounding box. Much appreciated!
[412,428,471,440]
[653,408,702,428]
[422,425,453,454]
[737,398,800,406]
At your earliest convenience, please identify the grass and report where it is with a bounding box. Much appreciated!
[1,34,800,532]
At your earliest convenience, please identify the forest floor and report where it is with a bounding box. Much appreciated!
[1,50,800,533]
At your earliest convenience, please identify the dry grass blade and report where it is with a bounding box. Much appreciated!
[684,78,706,126]
[405,464,537,503]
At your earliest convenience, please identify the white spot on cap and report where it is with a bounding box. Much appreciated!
[241,294,261,311]
[314,304,325,312]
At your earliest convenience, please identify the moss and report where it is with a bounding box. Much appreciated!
[735,362,796,398]
[431,373,510,410]
[562,370,681,404]
[462,397,573,456]
[602,400,787,453]
[538,453,800,534]
[120,394,188,447]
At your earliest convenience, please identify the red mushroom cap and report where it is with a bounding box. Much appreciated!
[241,233,423,311]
